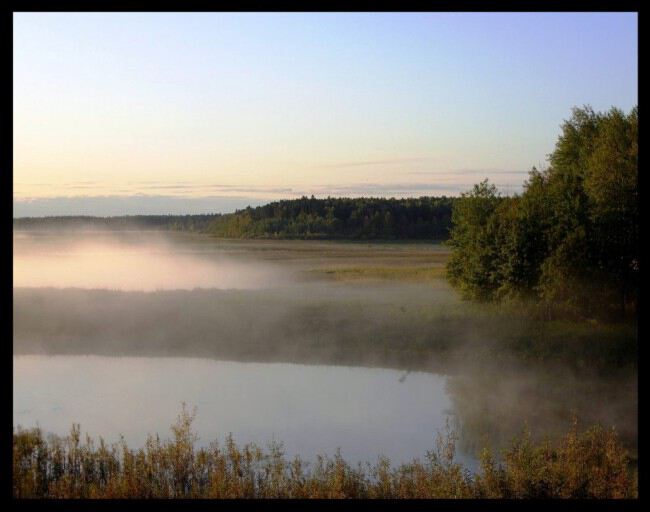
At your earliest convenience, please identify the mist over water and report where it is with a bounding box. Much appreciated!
[14,230,467,464]
[13,230,638,465]
[13,231,291,291]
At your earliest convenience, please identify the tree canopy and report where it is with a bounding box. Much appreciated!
[447,106,638,320]
[206,196,456,240]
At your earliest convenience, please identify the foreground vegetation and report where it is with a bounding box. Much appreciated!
[13,406,636,499]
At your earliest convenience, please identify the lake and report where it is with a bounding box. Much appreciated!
[13,355,468,467]
[13,230,637,467]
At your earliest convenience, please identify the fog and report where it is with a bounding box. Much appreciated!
[13,230,638,462]
[13,231,291,290]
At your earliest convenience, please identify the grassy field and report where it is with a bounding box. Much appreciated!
[312,265,447,282]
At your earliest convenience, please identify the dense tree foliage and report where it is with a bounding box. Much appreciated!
[206,196,455,240]
[447,106,638,320]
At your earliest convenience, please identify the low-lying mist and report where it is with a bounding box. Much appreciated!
[12,230,638,458]
[13,231,291,291]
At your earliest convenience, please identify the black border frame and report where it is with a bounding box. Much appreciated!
[4,1,642,510]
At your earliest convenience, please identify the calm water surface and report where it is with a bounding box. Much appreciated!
[13,355,469,467]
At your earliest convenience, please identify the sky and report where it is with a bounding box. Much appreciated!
[13,12,638,216]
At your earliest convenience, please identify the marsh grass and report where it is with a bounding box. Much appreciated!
[13,405,637,499]
[313,265,447,282]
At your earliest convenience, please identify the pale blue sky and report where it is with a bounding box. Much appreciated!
[13,12,638,216]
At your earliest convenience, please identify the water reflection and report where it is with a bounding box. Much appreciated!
[13,355,469,467]
[445,367,638,459]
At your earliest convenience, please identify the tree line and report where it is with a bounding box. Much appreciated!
[206,196,456,239]
[14,198,456,240]
[447,106,638,321]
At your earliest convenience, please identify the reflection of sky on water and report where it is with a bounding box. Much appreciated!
[13,355,476,468]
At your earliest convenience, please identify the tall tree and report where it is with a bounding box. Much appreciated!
[446,106,638,320]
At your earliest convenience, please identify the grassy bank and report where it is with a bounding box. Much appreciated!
[13,406,636,499]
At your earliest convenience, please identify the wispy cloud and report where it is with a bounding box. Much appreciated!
[13,174,530,216]
[14,182,296,199]
[203,185,294,194]
[306,181,519,197]
[405,168,528,176]
[313,157,434,169]
[310,183,460,195]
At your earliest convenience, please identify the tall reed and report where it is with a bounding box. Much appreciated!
[13,405,636,499]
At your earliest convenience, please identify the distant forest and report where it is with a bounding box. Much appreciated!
[14,197,457,240]
[206,197,455,239]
